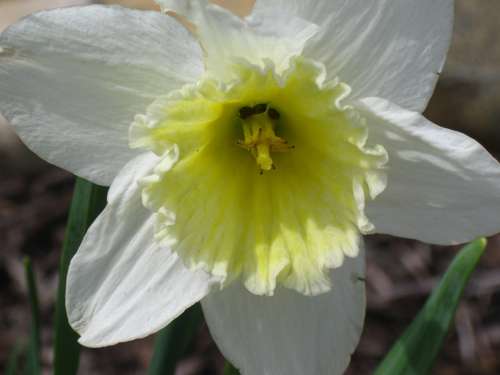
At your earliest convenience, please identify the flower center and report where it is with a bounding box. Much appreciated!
[129,57,388,296]
[237,104,293,172]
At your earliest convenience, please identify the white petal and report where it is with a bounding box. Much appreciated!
[157,1,318,79]
[0,0,91,32]
[66,152,215,347]
[357,97,500,245]
[0,5,203,185]
[253,0,453,112]
[202,252,365,375]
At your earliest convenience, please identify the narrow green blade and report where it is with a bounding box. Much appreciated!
[374,238,487,375]
[23,257,41,375]
[148,304,204,375]
[53,178,108,375]
[223,362,240,375]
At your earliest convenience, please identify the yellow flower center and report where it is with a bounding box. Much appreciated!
[237,105,293,172]
[129,58,388,296]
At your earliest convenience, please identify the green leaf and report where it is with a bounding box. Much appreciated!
[223,362,240,375]
[23,257,41,375]
[148,304,204,375]
[374,238,487,375]
[53,178,108,375]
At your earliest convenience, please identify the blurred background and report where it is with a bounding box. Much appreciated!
[1,1,500,374]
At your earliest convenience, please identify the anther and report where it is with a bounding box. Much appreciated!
[239,106,254,119]
[253,103,267,114]
[268,108,280,120]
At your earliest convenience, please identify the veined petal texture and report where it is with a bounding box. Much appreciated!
[254,0,454,112]
[66,153,216,347]
[0,5,204,185]
[359,97,500,245]
[202,250,365,375]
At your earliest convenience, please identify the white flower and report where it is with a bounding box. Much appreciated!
[1,1,499,374]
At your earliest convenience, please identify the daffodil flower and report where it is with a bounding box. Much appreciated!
[1,0,500,373]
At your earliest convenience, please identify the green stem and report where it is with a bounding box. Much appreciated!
[53,178,108,375]
[374,238,487,375]
[223,362,240,375]
[24,257,41,375]
[148,304,204,375]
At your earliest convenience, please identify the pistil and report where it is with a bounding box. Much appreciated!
[237,105,293,172]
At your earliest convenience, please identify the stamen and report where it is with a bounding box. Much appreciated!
[237,107,293,171]
[268,108,280,120]
[253,103,267,114]
[239,106,254,119]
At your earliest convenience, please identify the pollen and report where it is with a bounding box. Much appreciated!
[129,57,388,296]
[237,105,293,172]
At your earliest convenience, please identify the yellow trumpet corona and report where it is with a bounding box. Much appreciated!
[130,58,388,296]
